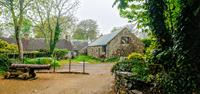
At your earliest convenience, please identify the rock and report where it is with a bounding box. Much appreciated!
[131,90,143,94]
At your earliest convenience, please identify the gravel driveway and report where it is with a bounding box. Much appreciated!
[0,63,115,94]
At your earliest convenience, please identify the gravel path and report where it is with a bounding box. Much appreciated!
[0,63,115,94]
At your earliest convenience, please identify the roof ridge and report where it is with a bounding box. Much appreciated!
[88,27,127,46]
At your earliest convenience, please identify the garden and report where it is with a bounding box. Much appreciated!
[111,0,200,94]
[0,39,120,75]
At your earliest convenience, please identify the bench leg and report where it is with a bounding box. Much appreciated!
[29,69,36,78]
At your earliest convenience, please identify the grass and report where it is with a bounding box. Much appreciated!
[0,70,5,75]
[59,55,102,64]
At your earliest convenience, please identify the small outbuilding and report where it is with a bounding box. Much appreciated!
[87,27,144,58]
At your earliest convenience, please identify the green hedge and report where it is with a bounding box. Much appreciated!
[24,57,60,67]
[53,49,69,59]
[0,54,12,72]
[1,52,50,59]
[0,39,18,53]
[1,48,69,59]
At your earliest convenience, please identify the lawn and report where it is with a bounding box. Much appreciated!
[59,55,102,65]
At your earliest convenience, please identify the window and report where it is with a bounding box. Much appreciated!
[121,37,130,44]
[102,46,106,52]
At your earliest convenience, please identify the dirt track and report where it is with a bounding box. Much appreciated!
[0,63,115,94]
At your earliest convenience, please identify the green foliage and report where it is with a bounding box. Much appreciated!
[141,38,152,49]
[131,60,149,81]
[53,49,69,59]
[0,54,11,72]
[5,51,50,59]
[38,48,69,59]
[72,55,101,63]
[111,60,134,73]
[22,18,32,36]
[112,58,149,82]
[113,0,149,32]
[72,19,99,41]
[0,39,18,53]
[128,52,144,60]
[114,0,200,93]
[24,57,60,67]
[104,56,120,62]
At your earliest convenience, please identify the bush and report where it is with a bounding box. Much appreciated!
[112,53,150,81]
[4,52,51,59]
[0,39,18,53]
[141,38,153,48]
[53,49,69,59]
[24,57,60,67]
[38,48,69,59]
[128,52,144,60]
[0,54,12,72]
[131,60,149,81]
[111,60,134,73]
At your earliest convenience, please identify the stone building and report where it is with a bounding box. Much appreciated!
[87,27,144,58]
[0,37,73,51]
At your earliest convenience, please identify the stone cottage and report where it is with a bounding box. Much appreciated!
[87,27,144,58]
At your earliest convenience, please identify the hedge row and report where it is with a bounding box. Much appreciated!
[1,49,69,59]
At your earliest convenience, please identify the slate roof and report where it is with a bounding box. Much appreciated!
[0,37,73,51]
[88,28,124,46]
[71,40,88,50]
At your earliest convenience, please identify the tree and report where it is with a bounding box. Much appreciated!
[72,19,99,41]
[113,0,149,32]
[30,0,79,55]
[22,18,32,38]
[0,0,33,60]
[114,0,200,93]
[34,16,77,39]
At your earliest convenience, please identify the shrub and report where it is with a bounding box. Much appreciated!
[0,54,12,72]
[112,53,150,81]
[141,38,153,49]
[131,60,149,81]
[38,48,69,59]
[111,60,134,73]
[128,52,144,60]
[53,49,69,59]
[24,57,60,67]
[0,39,18,53]
[4,52,51,59]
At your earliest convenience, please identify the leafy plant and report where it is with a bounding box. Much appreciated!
[53,49,69,59]
[128,52,144,61]
[24,57,60,67]
[114,0,200,93]
[0,39,18,53]
[0,54,12,72]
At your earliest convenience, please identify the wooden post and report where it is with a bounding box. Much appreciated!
[53,59,55,73]
[69,59,71,72]
[83,60,85,73]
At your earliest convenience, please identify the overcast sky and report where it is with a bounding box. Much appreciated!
[75,0,129,34]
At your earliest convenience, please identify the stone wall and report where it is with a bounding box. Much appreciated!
[107,28,144,57]
[87,46,104,58]
[114,71,153,94]
[87,28,144,58]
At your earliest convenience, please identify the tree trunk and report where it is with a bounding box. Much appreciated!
[15,27,24,61]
